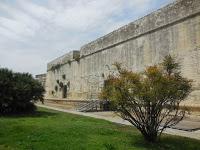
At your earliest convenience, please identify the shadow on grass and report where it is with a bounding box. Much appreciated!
[0,109,57,118]
[131,134,200,150]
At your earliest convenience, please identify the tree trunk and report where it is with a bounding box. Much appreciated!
[140,130,158,143]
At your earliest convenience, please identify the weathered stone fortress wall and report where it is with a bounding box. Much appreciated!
[35,73,46,88]
[46,0,200,107]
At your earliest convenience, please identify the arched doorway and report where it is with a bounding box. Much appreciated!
[62,85,67,98]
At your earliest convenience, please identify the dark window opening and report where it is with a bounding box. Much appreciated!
[62,74,66,80]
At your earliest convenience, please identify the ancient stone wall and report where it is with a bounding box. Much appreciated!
[45,0,200,106]
[35,73,46,88]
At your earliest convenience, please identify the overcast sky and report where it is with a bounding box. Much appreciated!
[0,0,174,75]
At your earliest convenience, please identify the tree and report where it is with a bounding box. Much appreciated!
[100,55,192,142]
[0,68,45,114]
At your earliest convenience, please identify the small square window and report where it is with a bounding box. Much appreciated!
[62,74,66,80]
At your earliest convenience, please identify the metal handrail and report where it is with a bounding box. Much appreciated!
[76,100,100,112]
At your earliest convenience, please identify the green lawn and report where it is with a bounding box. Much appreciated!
[0,108,200,150]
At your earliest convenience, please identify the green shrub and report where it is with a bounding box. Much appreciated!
[74,55,80,62]
[100,55,192,142]
[0,68,44,114]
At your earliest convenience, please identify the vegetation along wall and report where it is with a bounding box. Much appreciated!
[45,0,200,107]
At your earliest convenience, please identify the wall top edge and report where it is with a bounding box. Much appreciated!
[80,0,200,56]
[47,50,79,70]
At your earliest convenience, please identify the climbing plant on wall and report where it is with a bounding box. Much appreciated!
[50,64,61,71]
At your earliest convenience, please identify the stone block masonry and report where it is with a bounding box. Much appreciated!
[45,0,200,108]
[35,73,46,88]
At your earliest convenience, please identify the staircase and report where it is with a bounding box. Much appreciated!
[76,100,101,112]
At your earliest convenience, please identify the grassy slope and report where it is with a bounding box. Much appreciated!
[0,108,200,150]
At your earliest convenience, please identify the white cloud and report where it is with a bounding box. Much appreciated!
[0,0,173,75]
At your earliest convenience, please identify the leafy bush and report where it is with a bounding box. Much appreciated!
[74,55,80,62]
[100,55,192,142]
[0,68,44,114]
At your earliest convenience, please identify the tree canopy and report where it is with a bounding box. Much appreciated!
[0,68,44,114]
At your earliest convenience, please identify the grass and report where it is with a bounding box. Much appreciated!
[0,108,200,150]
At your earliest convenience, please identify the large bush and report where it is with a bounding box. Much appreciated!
[100,55,192,142]
[0,68,44,114]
